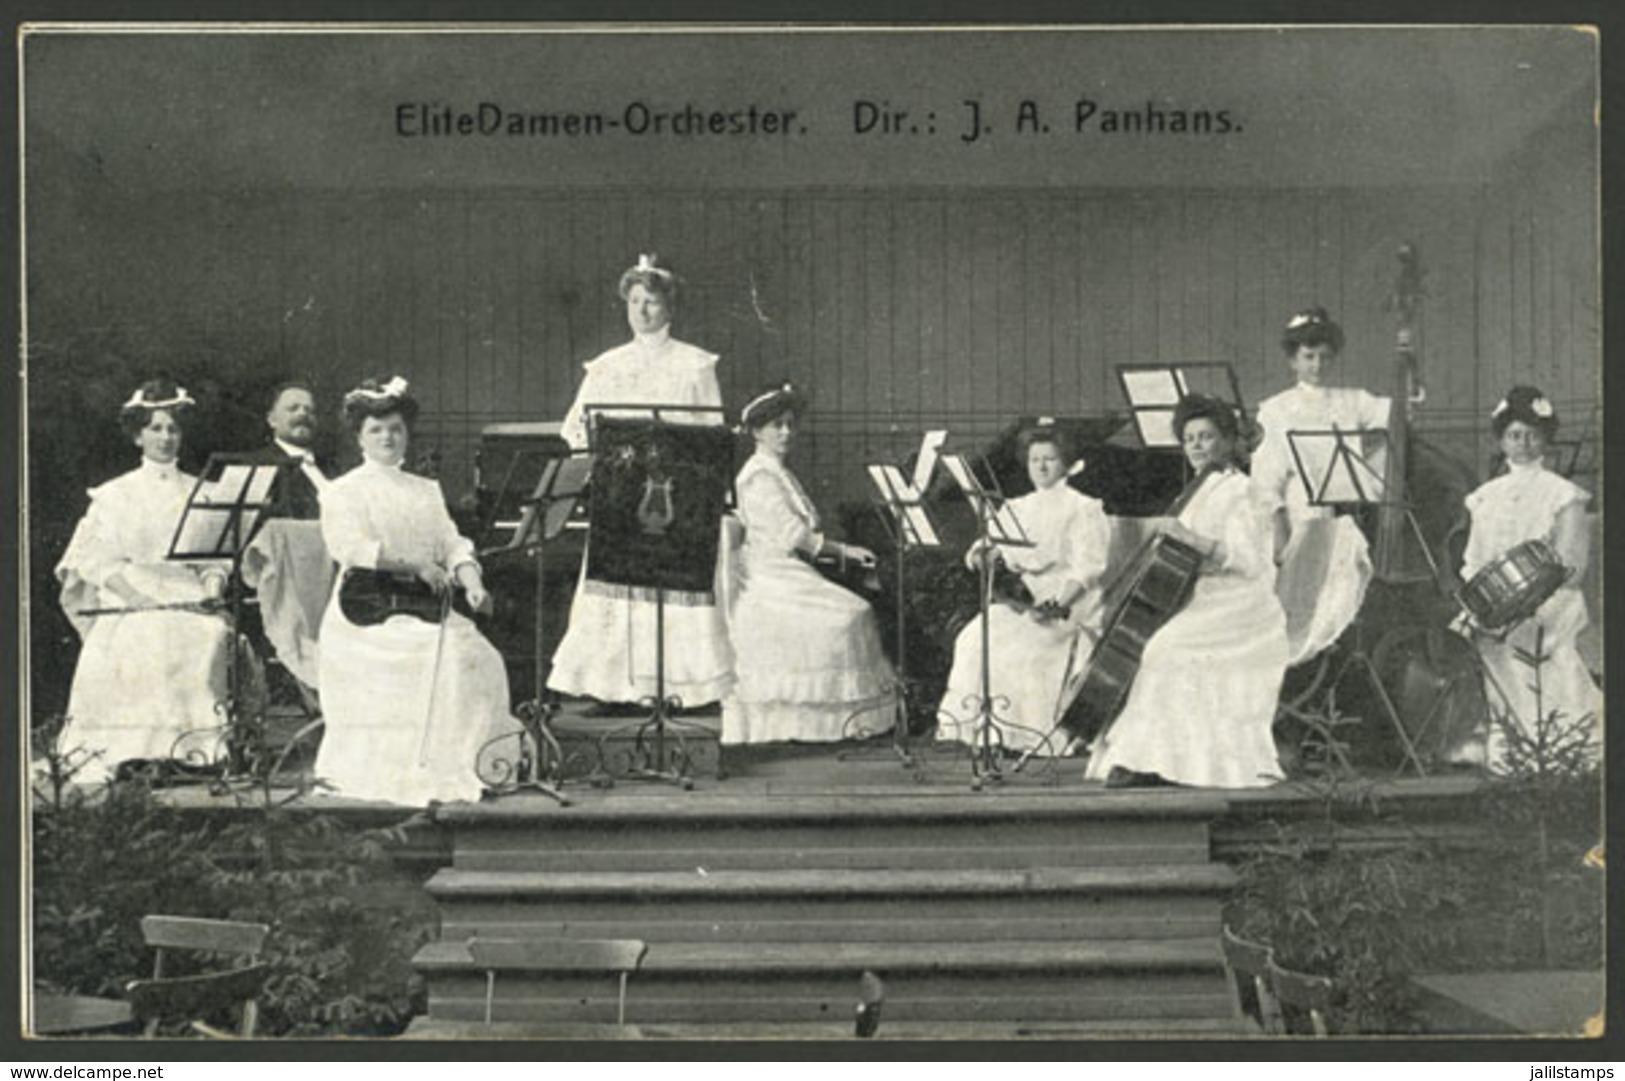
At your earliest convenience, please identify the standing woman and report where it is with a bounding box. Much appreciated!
[1251,307,1389,664]
[1084,395,1289,788]
[550,254,734,708]
[55,379,231,782]
[723,385,893,743]
[1454,386,1599,766]
[316,377,514,805]
[936,426,1111,754]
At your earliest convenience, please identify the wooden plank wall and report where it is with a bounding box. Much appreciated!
[38,183,1598,511]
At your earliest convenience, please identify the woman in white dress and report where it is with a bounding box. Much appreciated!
[1251,307,1390,665]
[1085,395,1289,789]
[549,254,734,708]
[315,377,515,805]
[1453,386,1600,767]
[936,426,1111,755]
[722,385,894,744]
[55,380,232,782]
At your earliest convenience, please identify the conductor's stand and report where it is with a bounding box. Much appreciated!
[582,409,735,789]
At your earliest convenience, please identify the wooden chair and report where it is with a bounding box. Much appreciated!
[467,937,647,1029]
[126,915,271,1037]
[1219,924,1282,1035]
[1266,955,1335,1036]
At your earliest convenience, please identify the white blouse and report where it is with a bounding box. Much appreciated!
[736,452,824,558]
[1254,383,1391,515]
[1182,468,1281,581]
[560,327,723,450]
[995,484,1111,626]
[1462,461,1590,579]
[321,459,477,573]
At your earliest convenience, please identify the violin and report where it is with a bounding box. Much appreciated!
[338,568,484,627]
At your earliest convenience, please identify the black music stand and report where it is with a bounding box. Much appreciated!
[583,407,732,790]
[1117,362,1244,451]
[934,451,1042,789]
[165,454,284,793]
[836,462,945,768]
[474,449,592,805]
[1281,429,1434,777]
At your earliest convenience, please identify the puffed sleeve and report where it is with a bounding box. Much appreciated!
[1459,488,1492,580]
[1356,389,1394,429]
[428,479,480,572]
[560,362,599,451]
[689,353,723,411]
[1207,477,1278,579]
[56,488,123,592]
[320,479,383,570]
[739,468,822,556]
[1060,496,1112,589]
[1249,400,1293,504]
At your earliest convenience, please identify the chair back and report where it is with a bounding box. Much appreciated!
[135,916,270,1037]
[468,937,647,1027]
[1266,956,1334,1036]
[1219,925,1281,1034]
[126,965,271,1038]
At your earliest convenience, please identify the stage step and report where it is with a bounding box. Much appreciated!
[414,937,1233,1027]
[401,1016,1254,1039]
[415,773,1241,1033]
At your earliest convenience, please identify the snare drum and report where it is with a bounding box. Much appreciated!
[1457,539,1571,631]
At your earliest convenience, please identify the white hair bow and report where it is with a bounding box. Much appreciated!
[345,376,410,404]
[122,385,195,410]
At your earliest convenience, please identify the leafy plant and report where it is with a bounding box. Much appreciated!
[30,719,437,1036]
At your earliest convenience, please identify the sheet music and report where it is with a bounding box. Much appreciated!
[1136,410,1179,449]
[1121,369,1182,407]
[911,429,947,494]
[867,464,941,547]
[541,456,594,541]
[173,507,237,555]
[941,453,980,496]
[200,464,277,507]
[1289,429,1389,506]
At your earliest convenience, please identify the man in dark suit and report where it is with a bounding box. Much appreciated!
[245,381,330,518]
[239,382,334,714]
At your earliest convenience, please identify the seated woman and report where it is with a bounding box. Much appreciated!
[1452,385,1600,767]
[315,377,516,805]
[935,426,1110,755]
[1085,395,1289,789]
[1251,307,1389,665]
[55,379,232,782]
[722,384,894,744]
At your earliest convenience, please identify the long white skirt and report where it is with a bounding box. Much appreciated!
[57,610,231,783]
[722,555,893,744]
[937,606,1094,755]
[1085,574,1288,788]
[1455,587,1602,768]
[316,594,515,805]
[549,577,735,707]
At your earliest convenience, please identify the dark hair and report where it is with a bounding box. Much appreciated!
[1490,384,1559,441]
[617,254,679,306]
[266,380,316,415]
[1016,425,1078,468]
[341,377,420,434]
[1280,306,1346,356]
[118,378,195,440]
[1172,394,1242,445]
[740,383,806,433]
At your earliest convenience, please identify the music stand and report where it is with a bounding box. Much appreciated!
[1282,429,1434,778]
[838,461,945,768]
[936,451,1040,789]
[165,454,283,792]
[474,449,592,806]
[582,407,732,790]
[1116,362,1244,451]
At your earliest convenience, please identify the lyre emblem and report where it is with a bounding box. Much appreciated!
[637,475,676,536]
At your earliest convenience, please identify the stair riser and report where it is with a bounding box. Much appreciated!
[433,892,1225,936]
[429,988,1228,1020]
[451,820,1211,870]
[439,913,1222,943]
